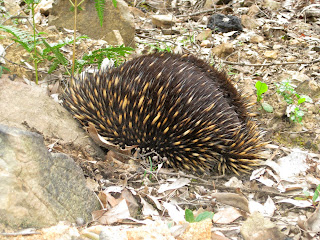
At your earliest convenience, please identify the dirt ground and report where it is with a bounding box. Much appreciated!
[1,0,320,239]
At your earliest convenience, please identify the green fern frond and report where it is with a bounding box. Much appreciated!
[0,25,33,42]
[75,45,133,73]
[94,0,106,27]
[42,39,68,65]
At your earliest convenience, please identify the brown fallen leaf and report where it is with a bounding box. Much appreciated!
[92,199,130,225]
[305,204,320,233]
[211,193,249,212]
[87,122,136,156]
[213,207,244,224]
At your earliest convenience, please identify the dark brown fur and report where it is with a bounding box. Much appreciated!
[64,53,265,174]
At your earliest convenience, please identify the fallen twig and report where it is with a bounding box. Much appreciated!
[222,58,320,66]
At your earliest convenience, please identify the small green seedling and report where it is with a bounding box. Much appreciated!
[255,81,268,102]
[180,34,196,47]
[275,79,297,104]
[300,184,320,206]
[255,81,273,112]
[313,184,320,204]
[185,209,214,223]
[0,65,9,78]
[146,43,173,53]
[276,79,313,123]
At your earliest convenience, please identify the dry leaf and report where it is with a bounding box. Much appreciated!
[163,202,185,224]
[213,207,244,224]
[92,199,130,225]
[211,193,249,212]
[249,196,276,217]
[305,204,320,232]
[141,197,160,219]
[158,178,190,193]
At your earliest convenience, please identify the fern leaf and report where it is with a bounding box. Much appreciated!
[42,39,68,65]
[0,25,33,42]
[94,0,106,26]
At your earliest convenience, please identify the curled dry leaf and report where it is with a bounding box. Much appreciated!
[158,178,190,193]
[163,202,185,224]
[213,207,244,224]
[211,193,249,213]
[92,199,130,225]
[140,197,160,219]
[277,199,313,208]
[147,194,163,211]
[305,205,320,233]
[87,122,136,159]
[249,196,276,217]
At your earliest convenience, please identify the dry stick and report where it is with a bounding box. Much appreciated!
[136,34,179,45]
[137,168,225,183]
[71,0,78,79]
[0,232,40,237]
[134,169,304,199]
[223,58,320,66]
[176,9,222,18]
[190,182,306,198]
[136,34,190,53]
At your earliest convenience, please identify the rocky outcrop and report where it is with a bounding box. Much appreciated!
[0,124,100,228]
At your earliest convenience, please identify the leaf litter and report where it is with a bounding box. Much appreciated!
[1,0,320,239]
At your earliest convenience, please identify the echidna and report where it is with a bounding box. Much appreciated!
[63,53,266,175]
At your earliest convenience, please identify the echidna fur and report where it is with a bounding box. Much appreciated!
[63,53,266,175]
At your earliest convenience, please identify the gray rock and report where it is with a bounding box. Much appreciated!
[0,77,103,158]
[207,14,243,33]
[151,15,176,28]
[0,124,100,228]
[241,212,286,240]
[49,0,135,47]
[3,0,21,16]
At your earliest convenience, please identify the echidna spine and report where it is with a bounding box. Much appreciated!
[63,53,266,175]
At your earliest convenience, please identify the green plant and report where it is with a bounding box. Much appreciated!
[143,156,153,180]
[0,23,43,83]
[146,43,173,53]
[300,184,320,206]
[255,81,273,112]
[0,0,70,83]
[185,209,214,223]
[313,184,320,204]
[0,65,9,77]
[226,66,237,76]
[93,0,117,26]
[276,79,297,104]
[42,36,89,74]
[69,0,118,75]
[74,45,133,73]
[24,0,41,84]
[0,0,129,82]
[0,26,132,78]
[180,33,196,47]
[255,81,268,102]
[0,24,88,75]
[276,79,313,123]
[286,105,304,123]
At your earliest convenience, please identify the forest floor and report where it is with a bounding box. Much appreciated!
[0,0,320,239]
